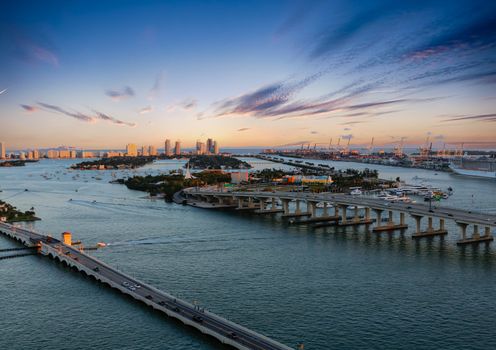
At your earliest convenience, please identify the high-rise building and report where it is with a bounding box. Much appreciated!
[149,145,157,156]
[126,143,138,157]
[164,139,172,156]
[213,141,219,155]
[196,141,205,155]
[33,150,39,159]
[141,146,149,156]
[47,150,59,158]
[174,141,181,156]
[206,138,213,154]
[0,142,5,159]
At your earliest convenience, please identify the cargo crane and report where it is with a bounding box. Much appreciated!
[394,137,406,157]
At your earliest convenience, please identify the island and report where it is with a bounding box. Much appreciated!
[186,155,251,170]
[0,200,40,222]
[70,156,156,170]
[115,170,231,200]
[0,160,39,167]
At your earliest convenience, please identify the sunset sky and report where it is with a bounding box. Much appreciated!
[0,0,495,150]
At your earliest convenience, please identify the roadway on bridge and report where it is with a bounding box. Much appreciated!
[186,190,496,227]
[0,223,291,350]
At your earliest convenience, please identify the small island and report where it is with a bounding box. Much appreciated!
[0,160,38,167]
[186,155,251,170]
[116,170,231,200]
[71,156,155,170]
[0,200,40,222]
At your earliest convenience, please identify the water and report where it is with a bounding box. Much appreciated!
[0,158,495,350]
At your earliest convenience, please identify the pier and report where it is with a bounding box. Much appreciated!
[0,222,293,350]
[181,189,496,245]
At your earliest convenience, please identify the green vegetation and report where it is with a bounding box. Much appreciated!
[187,155,251,169]
[120,170,231,200]
[0,200,40,222]
[71,156,155,170]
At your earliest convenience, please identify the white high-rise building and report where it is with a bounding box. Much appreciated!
[0,142,5,159]
[164,139,172,156]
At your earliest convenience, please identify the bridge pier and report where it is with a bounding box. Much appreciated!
[282,199,311,218]
[255,197,284,214]
[412,216,448,239]
[456,222,494,245]
[373,209,408,232]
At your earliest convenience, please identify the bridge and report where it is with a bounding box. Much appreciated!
[0,222,293,350]
[181,189,496,245]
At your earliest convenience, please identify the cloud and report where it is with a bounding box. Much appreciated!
[237,128,251,132]
[341,134,353,140]
[20,104,38,112]
[106,86,135,101]
[407,14,496,61]
[276,140,311,147]
[167,98,198,112]
[12,32,59,66]
[139,106,153,114]
[310,131,319,134]
[343,127,352,131]
[93,110,136,127]
[441,113,496,123]
[25,102,136,126]
[37,102,95,122]
[0,89,7,95]
[148,71,164,100]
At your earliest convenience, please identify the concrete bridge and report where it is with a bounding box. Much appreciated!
[182,189,496,246]
[0,222,293,350]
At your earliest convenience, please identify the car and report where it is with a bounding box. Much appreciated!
[448,213,453,217]
[134,284,141,288]
[145,295,153,300]
[93,267,99,272]
[192,315,203,323]
[172,307,180,312]
[158,301,166,306]
[122,281,130,287]
[428,209,434,213]
[406,206,412,209]
[228,332,238,339]
[128,286,136,291]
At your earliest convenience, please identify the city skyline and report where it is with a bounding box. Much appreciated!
[1,0,495,149]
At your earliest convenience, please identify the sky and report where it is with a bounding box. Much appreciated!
[0,0,495,151]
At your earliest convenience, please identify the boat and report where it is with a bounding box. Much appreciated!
[96,242,107,247]
[350,187,362,196]
[449,157,496,179]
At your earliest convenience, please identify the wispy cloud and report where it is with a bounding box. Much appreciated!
[237,127,251,132]
[37,102,95,122]
[139,106,153,114]
[21,102,136,126]
[106,86,135,101]
[20,104,38,112]
[441,113,496,123]
[276,140,311,147]
[0,89,7,95]
[12,31,59,66]
[310,130,319,134]
[148,71,164,100]
[166,98,198,112]
[93,110,136,127]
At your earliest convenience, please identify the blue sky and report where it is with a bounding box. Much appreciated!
[0,0,495,150]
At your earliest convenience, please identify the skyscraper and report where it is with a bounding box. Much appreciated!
[206,138,213,154]
[149,145,157,156]
[174,141,181,155]
[213,141,219,155]
[0,142,5,159]
[126,143,138,156]
[164,139,172,156]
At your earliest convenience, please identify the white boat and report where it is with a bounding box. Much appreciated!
[350,188,362,195]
